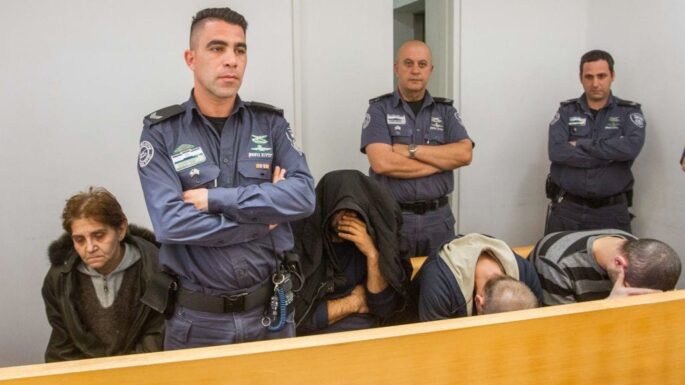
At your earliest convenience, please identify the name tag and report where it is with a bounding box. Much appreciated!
[569,116,586,126]
[387,114,406,125]
[171,146,206,172]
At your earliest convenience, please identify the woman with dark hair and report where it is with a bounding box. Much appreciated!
[41,187,164,362]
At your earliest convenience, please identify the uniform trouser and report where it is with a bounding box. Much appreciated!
[545,198,632,235]
[401,204,456,257]
[164,304,295,350]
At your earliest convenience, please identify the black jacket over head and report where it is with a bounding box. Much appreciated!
[42,225,164,362]
[292,170,412,330]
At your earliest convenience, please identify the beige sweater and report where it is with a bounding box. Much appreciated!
[439,233,519,316]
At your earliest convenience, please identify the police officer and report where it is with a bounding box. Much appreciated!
[137,7,315,349]
[546,50,645,234]
[360,40,473,258]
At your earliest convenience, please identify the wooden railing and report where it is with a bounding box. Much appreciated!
[1,290,683,385]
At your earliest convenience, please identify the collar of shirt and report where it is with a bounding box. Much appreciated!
[391,88,435,110]
[577,92,617,114]
[183,89,246,127]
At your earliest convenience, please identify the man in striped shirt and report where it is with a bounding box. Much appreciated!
[530,229,681,306]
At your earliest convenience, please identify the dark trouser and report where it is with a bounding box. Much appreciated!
[401,204,456,257]
[164,304,294,350]
[545,198,632,235]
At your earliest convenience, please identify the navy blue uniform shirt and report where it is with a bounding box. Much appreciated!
[548,93,645,198]
[138,94,315,294]
[360,90,471,202]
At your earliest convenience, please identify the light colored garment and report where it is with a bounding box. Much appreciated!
[439,233,519,316]
[77,243,142,308]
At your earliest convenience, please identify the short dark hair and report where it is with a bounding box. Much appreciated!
[62,186,127,234]
[580,50,614,74]
[482,276,538,315]
[190,7,248,47]
[623,239,682,291]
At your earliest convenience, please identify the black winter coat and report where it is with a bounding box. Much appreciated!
[42,225,164,362]
[292,170,412,330]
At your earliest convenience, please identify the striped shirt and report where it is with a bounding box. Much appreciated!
[530,229,636,305]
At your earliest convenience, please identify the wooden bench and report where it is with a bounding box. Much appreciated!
[1,290,683,384]
[411,245,534,279]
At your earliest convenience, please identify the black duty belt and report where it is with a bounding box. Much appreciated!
[399,196,449,214]
[563,192,626,209]
[176,279,273,313]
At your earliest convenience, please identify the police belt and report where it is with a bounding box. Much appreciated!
[399,196,449,214]
[563,192,627,209]
[176,279,273,313]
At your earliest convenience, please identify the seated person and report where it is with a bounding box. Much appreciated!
[476,275,538,315]
[415,233,543,321]
[530,229,682,305]
[293,170,412,334]
[42,187,164,362]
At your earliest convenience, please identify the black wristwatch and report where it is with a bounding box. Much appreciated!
[408,143,417,159]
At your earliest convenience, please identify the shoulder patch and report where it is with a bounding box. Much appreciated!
[145,105,184,126]
[245,101,284,116]
[368,92,393,104]
[433,97,454,105]
[616,98,641,108]
[560,98,577,106]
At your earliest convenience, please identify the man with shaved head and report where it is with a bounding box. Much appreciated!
[138,7,315,349]
[360,41,474,258]
[414,233,542,321]
[477,276,538,315]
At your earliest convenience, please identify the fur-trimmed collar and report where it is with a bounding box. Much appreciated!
[47,224,157,266]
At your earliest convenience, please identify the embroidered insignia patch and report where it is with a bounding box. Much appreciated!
[285,125,303,156]
[629,112,645,129]
[138,141,154,168]
[550,112,560,126]
[363,113,371,129]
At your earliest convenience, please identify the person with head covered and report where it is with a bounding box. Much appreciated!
[415,233,542,321]
[293,170,412,334]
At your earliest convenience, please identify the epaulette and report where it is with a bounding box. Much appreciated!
[245,101,284,116]
[616,98,641,108]
[560,98,577,106]
[368,93,393,104]
[433,97,454,105]
[144,105,184,126]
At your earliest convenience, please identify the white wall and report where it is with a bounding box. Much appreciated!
[2,0,684,368]
[0,0,294,367]
[586,0,685,287]
[296,0,393,181]
[425,0,453,98]
[457,0,589,245]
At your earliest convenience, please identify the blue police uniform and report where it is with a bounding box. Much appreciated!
[360,90,472,257]
[138,94,315,349]
[547,93,645,234]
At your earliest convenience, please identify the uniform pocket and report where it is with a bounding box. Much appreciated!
[426,129,446,145]
[389,125,412,144]
[177,162,220,190]
[443,214,456,233]
[237,159,272,182]
[164,308,192,349]
[568,123,591,139]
